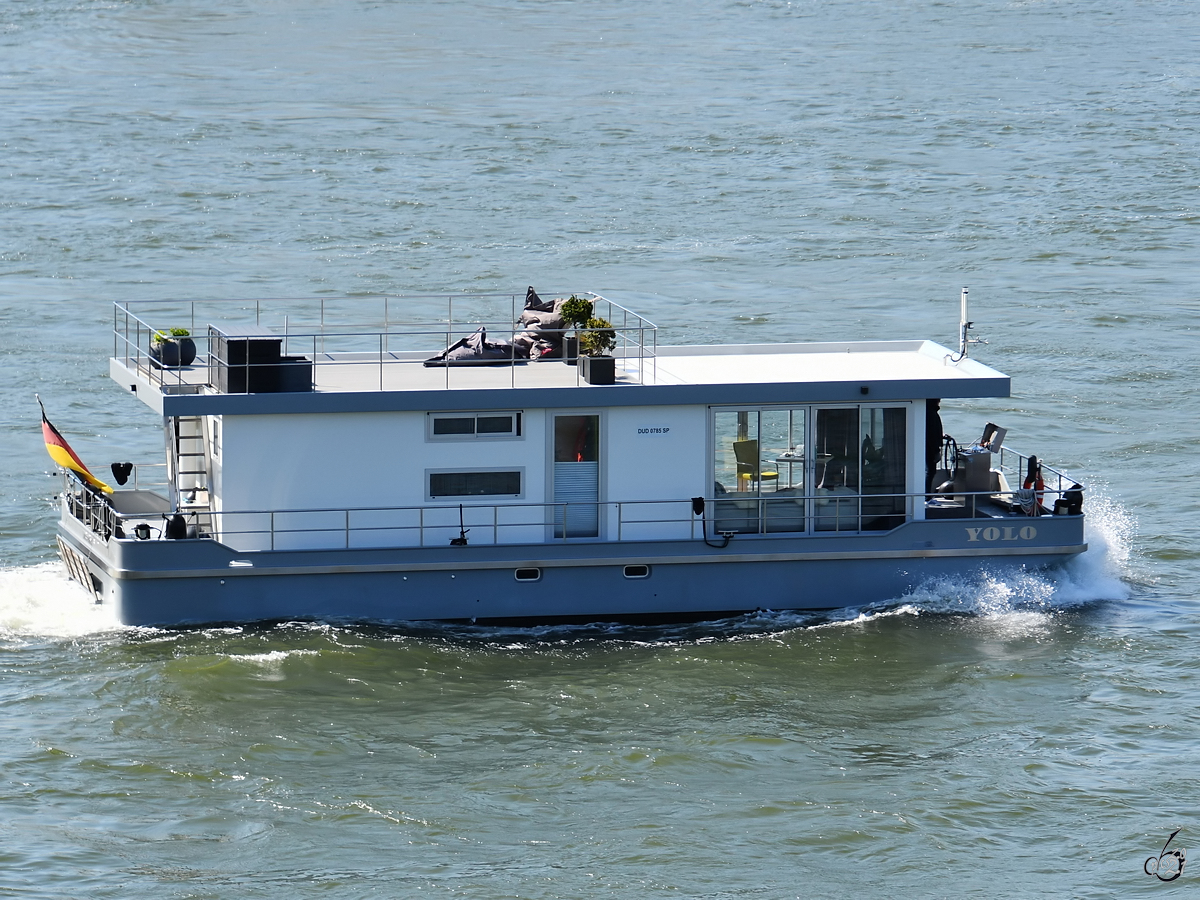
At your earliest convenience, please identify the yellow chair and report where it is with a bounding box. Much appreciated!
[733,440,779,491]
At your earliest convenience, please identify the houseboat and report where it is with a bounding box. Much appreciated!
[50,289,1086,627]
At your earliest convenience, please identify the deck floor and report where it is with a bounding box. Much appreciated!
[138,339,999,396]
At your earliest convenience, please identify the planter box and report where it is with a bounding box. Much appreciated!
[581,355,615,385]
[149,337,196,368]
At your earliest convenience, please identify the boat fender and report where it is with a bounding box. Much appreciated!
[1054,483,1084,516]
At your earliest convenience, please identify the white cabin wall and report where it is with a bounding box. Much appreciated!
[214,406,705,548]
[600,405,707,541]
[603,405,708,502]
[220,412,414,513]
[219,411,546,512]
[216,410,548,551]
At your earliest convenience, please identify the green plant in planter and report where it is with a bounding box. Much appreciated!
[559,295,593,329]
[153,327,190,340]
[578,316,616,357]
[151,327,196,367]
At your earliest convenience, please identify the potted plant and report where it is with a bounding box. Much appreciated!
[150,327,197,368]
[578,316,617,384]
[558,295,593,365]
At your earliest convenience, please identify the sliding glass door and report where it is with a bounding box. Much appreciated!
[712,404,908,534]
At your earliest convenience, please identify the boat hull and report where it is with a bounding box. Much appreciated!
[57,512,1087,628]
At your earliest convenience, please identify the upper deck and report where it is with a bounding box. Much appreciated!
[110,292,1009,416]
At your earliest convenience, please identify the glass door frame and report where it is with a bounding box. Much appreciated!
[547,410,605,540]
[709,402,913,534]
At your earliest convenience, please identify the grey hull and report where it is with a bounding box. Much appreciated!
[58,514,1086,628]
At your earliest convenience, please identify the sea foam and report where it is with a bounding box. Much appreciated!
[0,561,124,640]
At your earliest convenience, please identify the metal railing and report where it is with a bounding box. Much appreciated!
[62,479,1085,549]
[119,462,171,492]
[63,488,120,541]
[992,445,1078,496]
[113,292,659,392]
[935,437,1078,498]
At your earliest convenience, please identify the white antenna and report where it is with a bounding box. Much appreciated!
[953,286,985,361]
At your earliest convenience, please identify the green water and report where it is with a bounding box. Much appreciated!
[2,0,1198,895]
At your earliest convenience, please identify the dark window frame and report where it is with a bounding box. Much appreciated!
[426,468,525,500]
[427,411,523,441]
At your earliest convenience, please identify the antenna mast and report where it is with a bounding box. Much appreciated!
[954,287,985,360]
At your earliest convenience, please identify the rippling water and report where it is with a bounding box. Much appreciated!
[2,0,1199,896]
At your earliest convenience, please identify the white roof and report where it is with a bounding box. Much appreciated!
[651,340,1003,387]
[115,338,1009,417]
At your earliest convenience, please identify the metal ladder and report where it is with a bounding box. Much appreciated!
[168,415,213,536]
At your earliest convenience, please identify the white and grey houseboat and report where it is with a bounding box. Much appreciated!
[52,289,1085,627]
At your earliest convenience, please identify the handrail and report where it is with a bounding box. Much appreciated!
[61,478,1086,549]
[113,292,660,391]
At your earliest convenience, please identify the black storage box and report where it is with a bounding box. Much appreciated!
[209,325,312,393]
[275,356,313,392]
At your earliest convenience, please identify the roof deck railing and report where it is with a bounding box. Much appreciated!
[113,292,658,393]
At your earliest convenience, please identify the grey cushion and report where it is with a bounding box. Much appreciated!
[424,327,519,366]
[518,306,566,332]
[524,286,555,312]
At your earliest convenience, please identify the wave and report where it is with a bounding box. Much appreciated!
[0,561,125,641]
[806,489,1135,628]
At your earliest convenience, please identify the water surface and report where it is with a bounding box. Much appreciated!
[2,0,1198,896]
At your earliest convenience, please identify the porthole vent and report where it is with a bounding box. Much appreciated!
[623,565,651,579]
[514,567,542,582]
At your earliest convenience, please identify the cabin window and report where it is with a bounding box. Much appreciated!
[713,408,805,496]
[813,407,859,531]
[427,469,523,499]
[711,404,907,534]
[712,408,807,535]
[427,411,522,441]
[860,406,907,530]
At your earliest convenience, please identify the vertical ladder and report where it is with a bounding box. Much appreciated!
[168,415,213,536]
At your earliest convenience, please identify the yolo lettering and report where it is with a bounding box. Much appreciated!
[965,525,1037,542]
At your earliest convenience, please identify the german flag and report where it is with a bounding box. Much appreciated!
[37,397,112,494]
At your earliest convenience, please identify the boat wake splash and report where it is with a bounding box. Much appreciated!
[0,561,124,641]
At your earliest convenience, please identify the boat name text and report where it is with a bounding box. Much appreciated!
[965,525,1037,542]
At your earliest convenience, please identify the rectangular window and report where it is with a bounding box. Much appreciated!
[428,411,522,441]
[814,407,860,531]
[711,404,908,534]
[860,406,907,530]
[712,408,804,495]
[712,408,805,534]
[433,417,475,436]
[428,469,523,499]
